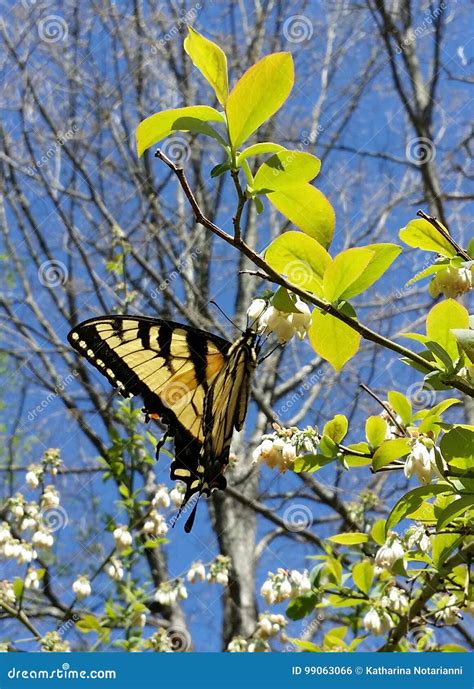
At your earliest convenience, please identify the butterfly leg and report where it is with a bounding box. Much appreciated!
[155,431,170,461]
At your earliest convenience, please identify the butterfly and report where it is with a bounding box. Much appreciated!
[67,315,260,531]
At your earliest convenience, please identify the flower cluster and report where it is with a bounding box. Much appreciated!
[429,265,473,299]
[260,568,311,604]
[374,533,405,572]
[363,607,394,636]
[154,579,187,606]
[406,524,431,554]
[227,614,287,652]
[113,525,133,552]
[247,296,311,343]
[1,522,38,564]
[434,595,461,625]
[404,439,437,485]
[72,575,92,600]
[207,555,231,586]
[142,510,169,538]
[106,557,124,581]
[381,586,409,615]
[186,562,206,583]
[252,425,319,473]
[145,628,174,652]
[40,630,70,652]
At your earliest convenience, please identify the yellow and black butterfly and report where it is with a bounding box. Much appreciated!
[67,316,260,531]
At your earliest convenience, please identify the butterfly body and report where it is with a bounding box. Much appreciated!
[67,315,259,530]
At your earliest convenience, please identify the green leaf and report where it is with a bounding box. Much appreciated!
[372,439,411,471]
[76,614,103,634]
[370,519,386,545]
[184,27,228,105]
[327,594,366,608]
[226,52,294,148]
[323,248,374,303]
[440,427,474,469]
[432,532,460,567]
[286,593,318,620]
[436,495,473,530]
[328,532,369,545]
[270,286,301,313]
[352,561,374,595]
[365,416,388,448]
[253,151,321,191]
[266,184,335,248]
[451,328,474,364]
[264,231,331,296]
[13,578,24,600]
[293,454,334,472]
[319,435,338,457]
[341,244,402,298]
[309,310,360,372]
[406,261,448,286]
[399,218,457,258]
[326,557,342,585]
[210,162,230,178]
[386,484,455,534]
[426,299,469,364]
[387,391,412,425]
[236,142,286,166]
[136,106,226,156]
[118,484,130,499]
[323,415,348,444]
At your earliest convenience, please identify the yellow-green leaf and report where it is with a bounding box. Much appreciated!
[387,391,412,424]
[352,560,374,595]
[309,311,360,371]
[184,27,229,105]
[399,218,456,258]
[370,519,386,545]
[426,299,469,363]
[341,244,402,298]
[136,106,225,157]
[264,231,331,296]
[328,532,369,545]
[323,248,374,302]
[226,52,294,148]
[323,415,348,444]
[236,142,286,166]
[372,438,411,471]
[436,496,473,530]
[267,184,335,247]
[253,151,321,191]
[365,415,387,448]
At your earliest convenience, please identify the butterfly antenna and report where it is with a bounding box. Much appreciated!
[209,301,242,332]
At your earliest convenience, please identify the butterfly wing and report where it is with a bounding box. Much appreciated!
[68,315,230,444]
